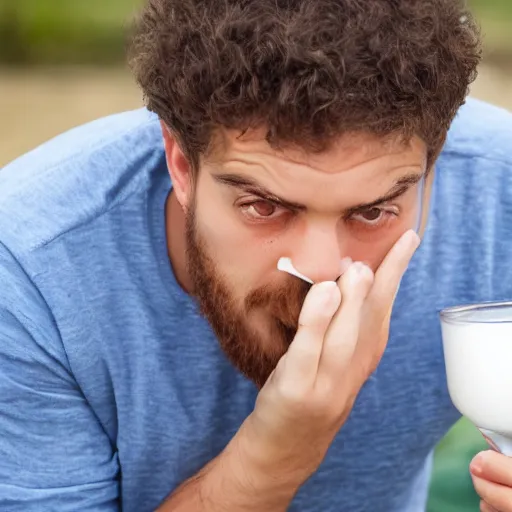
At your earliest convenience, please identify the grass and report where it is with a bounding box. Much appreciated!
[0,0,142,65]
[469,0,512,63]
[428,418,488,512]
[0,0,511,65]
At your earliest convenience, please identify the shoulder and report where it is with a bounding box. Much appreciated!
[0,108,164,257]
[443,97,512,164]
[435,98,512,207]
[426,98,512,301]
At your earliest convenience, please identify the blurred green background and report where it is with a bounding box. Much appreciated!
[0,2,510,510]
[0,0,511,66]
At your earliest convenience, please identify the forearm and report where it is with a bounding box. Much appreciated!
[155,464,216,511]
[156,434,297,512]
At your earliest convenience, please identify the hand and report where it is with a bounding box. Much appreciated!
[471,450,512,511]
[235,230,420,494]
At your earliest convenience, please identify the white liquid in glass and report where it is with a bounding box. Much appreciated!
[441,303,512,455]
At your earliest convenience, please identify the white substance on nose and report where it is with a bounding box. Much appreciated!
[277,257,314,284]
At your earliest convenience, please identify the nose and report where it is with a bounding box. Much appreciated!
[291,222,344,283]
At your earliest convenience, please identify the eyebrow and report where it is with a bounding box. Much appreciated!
[347,173,424,213]
[213,173,307,210]
[212,172,424,212]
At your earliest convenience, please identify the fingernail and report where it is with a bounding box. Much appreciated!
[345,262,374,290]
[344,263,361,286]
[470,453,484,476]
[315,281,339,308]
[339,257,353,275]
[404,229,421,248]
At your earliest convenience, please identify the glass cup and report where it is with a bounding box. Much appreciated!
[440,302,512,455]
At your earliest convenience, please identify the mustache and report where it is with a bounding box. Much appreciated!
[244,276,311,329]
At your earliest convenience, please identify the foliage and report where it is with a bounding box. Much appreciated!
[428,418,488,512]
[0,0,141,65]
[0,0,511,65]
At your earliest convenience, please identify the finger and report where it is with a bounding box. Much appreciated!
[472,475,512,512]
[317,262,373,382]
[471,450,512,487]
[367,229,420,317]
[339,256,353,276]
[480,500,499,512]
[282,281,341,387]
[350,231,420,375]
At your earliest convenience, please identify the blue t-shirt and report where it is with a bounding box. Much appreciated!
[0,99,511,512]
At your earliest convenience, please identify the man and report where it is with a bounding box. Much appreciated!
[1,0,511,510]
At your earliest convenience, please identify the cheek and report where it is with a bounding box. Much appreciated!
[343,224,410,271]
[194,187,277,290]
[194,176,243,251]
[345,239,394,271]
[343,199,422,271]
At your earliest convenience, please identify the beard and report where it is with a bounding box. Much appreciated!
[185,207,310,388]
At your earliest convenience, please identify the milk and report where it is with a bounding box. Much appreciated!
[440,302,512,455]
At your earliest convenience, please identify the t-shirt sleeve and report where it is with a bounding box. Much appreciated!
[0,243,119,511]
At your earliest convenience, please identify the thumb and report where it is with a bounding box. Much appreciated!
[283,281,341,388]
[298,281,341,335]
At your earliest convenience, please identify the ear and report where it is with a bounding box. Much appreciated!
[161,121,193,211]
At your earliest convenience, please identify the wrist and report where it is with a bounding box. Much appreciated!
[237,415,319,491]
[201,427,299,511]
[234,417,306,496]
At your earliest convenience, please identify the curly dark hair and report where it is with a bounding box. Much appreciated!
[130,0,481,170]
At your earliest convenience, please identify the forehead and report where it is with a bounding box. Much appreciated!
[200,128,428,215]
[207,127,427,177]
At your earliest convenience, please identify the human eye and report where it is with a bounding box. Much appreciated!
[348,205,399,229]
[238,199,288,222]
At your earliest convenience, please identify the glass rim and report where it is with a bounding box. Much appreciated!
[440,301,512,324]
